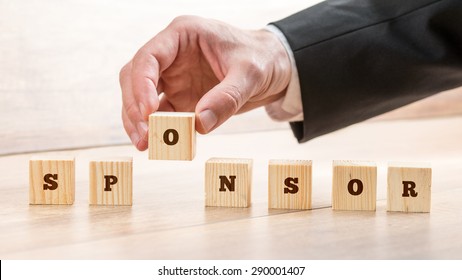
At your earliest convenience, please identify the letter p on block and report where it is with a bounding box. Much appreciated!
[89,157,133,206]
[149,112,196,161]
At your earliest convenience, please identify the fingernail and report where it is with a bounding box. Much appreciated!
[130,132,140,146]
[199,109,218,132]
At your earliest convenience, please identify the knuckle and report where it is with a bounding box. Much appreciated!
[243,60,265,81]
[132,49,148,66]
[122,117,131,135]
[170,15,202,30]
[125,101,140,121]
[222,85,243,112]
[119,63,131,83]
[172,15,197,24]
[121,109,133,134]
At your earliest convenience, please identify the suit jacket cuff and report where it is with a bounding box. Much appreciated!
[264,25,304,122]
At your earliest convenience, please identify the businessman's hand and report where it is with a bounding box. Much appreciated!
[120,16,291,150]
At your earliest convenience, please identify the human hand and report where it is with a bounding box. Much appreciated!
[119,16,291,151]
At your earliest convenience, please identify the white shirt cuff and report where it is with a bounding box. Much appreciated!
[264,24,304,122]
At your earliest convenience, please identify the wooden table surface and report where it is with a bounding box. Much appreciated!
[1,117,462,259]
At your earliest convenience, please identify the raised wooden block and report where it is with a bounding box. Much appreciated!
[268,159,312,210]
[149,112,195,160]
[332,160,377,211]
[29,156,75,205]
[205,158,252,207]
[89,157,133,206]
[387,162,431,213]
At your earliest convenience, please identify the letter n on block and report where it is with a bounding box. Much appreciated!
[29,156,75,205]
[89,157,133,206]
[205,158,252,207]
[387,162,431,213]
[149,112,196,160]
[332,160,377,211]
[268,160,312,210]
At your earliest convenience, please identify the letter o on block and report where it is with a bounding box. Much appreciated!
[149,112,196,161]
[332,160,377,211]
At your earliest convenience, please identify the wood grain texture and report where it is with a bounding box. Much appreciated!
[205,158,252,208]
[268,159,312,210]
[29,157,75,205]
[89,157,133,206]
[149,112,196,161]
[2,117,462,259]
[387,162,431,213]
[332,161,377,211]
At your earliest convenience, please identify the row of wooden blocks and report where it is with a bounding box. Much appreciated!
[146,112,431,212]
[29,157,431,212]
[29,157,133,206]
[207,159,431,212]
[28,112,192,205]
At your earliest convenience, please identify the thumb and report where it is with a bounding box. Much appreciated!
[195,71,252,134]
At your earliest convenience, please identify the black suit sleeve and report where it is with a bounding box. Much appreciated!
[272,0,462,142]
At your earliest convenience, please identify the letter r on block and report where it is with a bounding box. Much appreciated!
[388,162,431,212]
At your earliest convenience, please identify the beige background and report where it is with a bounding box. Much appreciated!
[0,0,461,155]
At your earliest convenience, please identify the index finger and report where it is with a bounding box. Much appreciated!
[131,27,180,120]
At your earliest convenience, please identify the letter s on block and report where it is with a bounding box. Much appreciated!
[43,173,58,190]
[284,177,299,194]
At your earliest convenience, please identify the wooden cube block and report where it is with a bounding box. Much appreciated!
[149,112,196,160]
[205,158,252,207]
[29,156,75,205]
[387,162,431,213]
[332,160,377,211]
[268,159,312,210]
[89,157,133,206]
